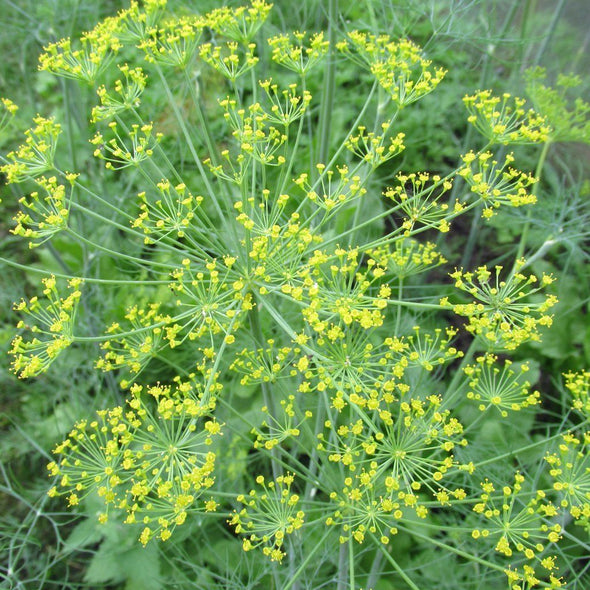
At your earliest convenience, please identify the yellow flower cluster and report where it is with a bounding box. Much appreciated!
[443,262,557,350]
[326,466,402,545]
[299,247,389,332]
[464,354,540,416]
[231,339,296,385]
[232,197,316,287]
[0,97,18,134]
[96,303,166,383]
[321,394,470,544]
[251,394,312,451]
[463,90,550,144]
[138,16,206,69]
[38,16,122,84]
[171,257,245,330]
[338,32,446,106]
[459,151,537,218]
[545,431,590,521]
[384,172,455,234]
[564,370,590,420]
[258,79,312,126]
[12,174,77,247]
[345,122,405,169]
[115,0,167,43]
[133,180,202,243]
[472,473,563,587]
[293,164,366,213]
[92,64,147,122]
[10,276,83,378]
[90,121,162,169]
[229,473,304,562]
[268,31,329,75]
[368,239,446,280]
[208,0,272,44]
[200,41,259,82]
[525,67,590,143]
[1,116,61,183]
[47,381,221,544]
[216,95,290,169]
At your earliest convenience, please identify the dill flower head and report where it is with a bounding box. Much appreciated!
[463,90,550,144]
[12,174,75,247]
[38,16,121,84]
[383,171,455,233]
[443,261,557,350]
[563,370,590,420]
[229,472,304,562]
[369,239,446,280]
[91,64,148,122]
[326,463,402,546]
[1,116,61,183]
[458,151,538,219]
[115,0,167,43]
[48,380,221,543]
[10,276,83,378]
[339,32,446,107]
[471,472,562,588]
[267,30,329,75]
[90,121,162,170]
[525,66,590,144]
[138,15,206,69]
[464,354,540,417]
[0,97,18,135]
[545,431,590,521]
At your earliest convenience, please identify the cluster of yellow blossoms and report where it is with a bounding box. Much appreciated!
[2,0,587,587]
[47,380,221,544]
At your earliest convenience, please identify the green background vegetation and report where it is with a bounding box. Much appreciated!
[0,1,589,588]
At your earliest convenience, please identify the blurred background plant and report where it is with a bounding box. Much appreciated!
[0,0,588,588]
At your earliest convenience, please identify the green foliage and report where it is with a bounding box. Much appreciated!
[1,0,589,589]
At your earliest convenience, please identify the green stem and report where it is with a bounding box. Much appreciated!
[395,279,403,335]
[337,543,347,590]
[184,70,220,167]
[533,0,566,67]
[154,65,225,222]
[317,0,337,166]
[348,539,355,590]
[444,338,479,407]
[282,528,333,590]
[66,228,176,270]
[514,140,552,264]
[0,256,169,284]
[372,535,420,590]
[472,426,587,469]
[395,525,505,575]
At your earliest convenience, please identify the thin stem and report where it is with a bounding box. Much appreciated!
[395,279,403,335]
[372,535,420,590]
[0,256,169,284]
[317,0,337,166]
[282,527,333,590]
[473,425,588,469]
[66,228,177,270]
[154,65,225,221]
[514,140,552,264]
[336,543,347,590]
[348,539,355,590]
[184,69,220,167]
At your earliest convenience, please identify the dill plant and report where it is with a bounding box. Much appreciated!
[1,0,589,588]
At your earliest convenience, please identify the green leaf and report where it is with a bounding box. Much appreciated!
[64,517,103,551]
[124,543,162,590]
